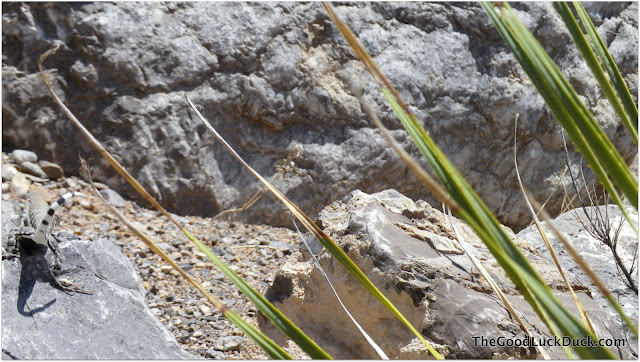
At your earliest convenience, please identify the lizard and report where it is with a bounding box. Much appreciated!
[14,184,91,293]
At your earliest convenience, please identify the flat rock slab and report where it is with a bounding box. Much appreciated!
[1,235,192,359]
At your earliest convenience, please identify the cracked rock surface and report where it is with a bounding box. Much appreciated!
[261,189,636,359]
[3,2,637,231]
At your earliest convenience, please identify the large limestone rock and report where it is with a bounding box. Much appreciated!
[261,189,634,359]
[2,3,637,229]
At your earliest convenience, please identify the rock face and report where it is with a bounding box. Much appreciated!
[261,189,635,359]
[2,3,637,230]
[517,204,639,353]
[1,207,192,359]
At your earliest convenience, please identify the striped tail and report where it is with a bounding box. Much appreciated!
[32,191,86,246]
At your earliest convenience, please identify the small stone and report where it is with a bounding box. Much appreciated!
[213,336,242,352]
[11,150,37,164]
[100,189,126,208]
[2,165,18,181]
[18,162,48,179]
[192,330,203,338]
[205,348,224,359]
[79,199,92,209]
[38,160,64,179]
[149,308,161,316]
[2,182,10,193]
[9,173,30,197]
[64,178,78,190]
[199,305,213,316]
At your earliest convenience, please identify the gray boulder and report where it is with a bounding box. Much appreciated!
[1,207,193,359]
[261,189,634,359]
[2,2,637,230]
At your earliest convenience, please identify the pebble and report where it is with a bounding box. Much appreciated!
[213,336,242,352]
[9,173,30,197]
[64,178,78,190]
[99,189,127,208]
[19,161,48,179]
[11,149,37,164]
[2,164,18,181]
[79,199,92,210]
[37,160,64,179]
[199,305,213,316]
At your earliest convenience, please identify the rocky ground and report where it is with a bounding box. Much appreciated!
[2,150,304,359]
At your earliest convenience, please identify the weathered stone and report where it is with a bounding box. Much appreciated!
[213,336,243,352]
[10,150,37,165]
[2,3,637,230]
[99,188,127,208]
[18,161,48,179]
[1,208,193,359]
[9,173,30,197]
[38,160,64,179]
[262,189,635,359]
[1,164,18,181]
[63,177,78,190]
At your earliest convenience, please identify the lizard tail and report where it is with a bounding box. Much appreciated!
[32,191,86,246]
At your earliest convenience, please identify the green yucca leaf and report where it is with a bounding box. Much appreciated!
[483,3,637,235]
[571,3,638,137]
[383,74,617,360]
[554,2,637,144]
[323,2,618,358]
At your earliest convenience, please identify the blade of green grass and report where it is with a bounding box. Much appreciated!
[185,93,444,359]
[383,86,616,358]
[572,2,638,136]
[324,2,618,358]
[291,219,390,359]
[182,228,331,359]
[483,3,637,233]
[39,44,330,360]
[444,205,552,359]
[553,2,637,144]
[514,117,596,337]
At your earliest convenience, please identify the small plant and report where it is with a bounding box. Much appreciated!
[562,132,638,294]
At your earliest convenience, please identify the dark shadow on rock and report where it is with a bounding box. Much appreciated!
[16,239,59,316]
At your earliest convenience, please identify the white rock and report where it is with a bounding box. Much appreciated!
[11,149,37,164]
